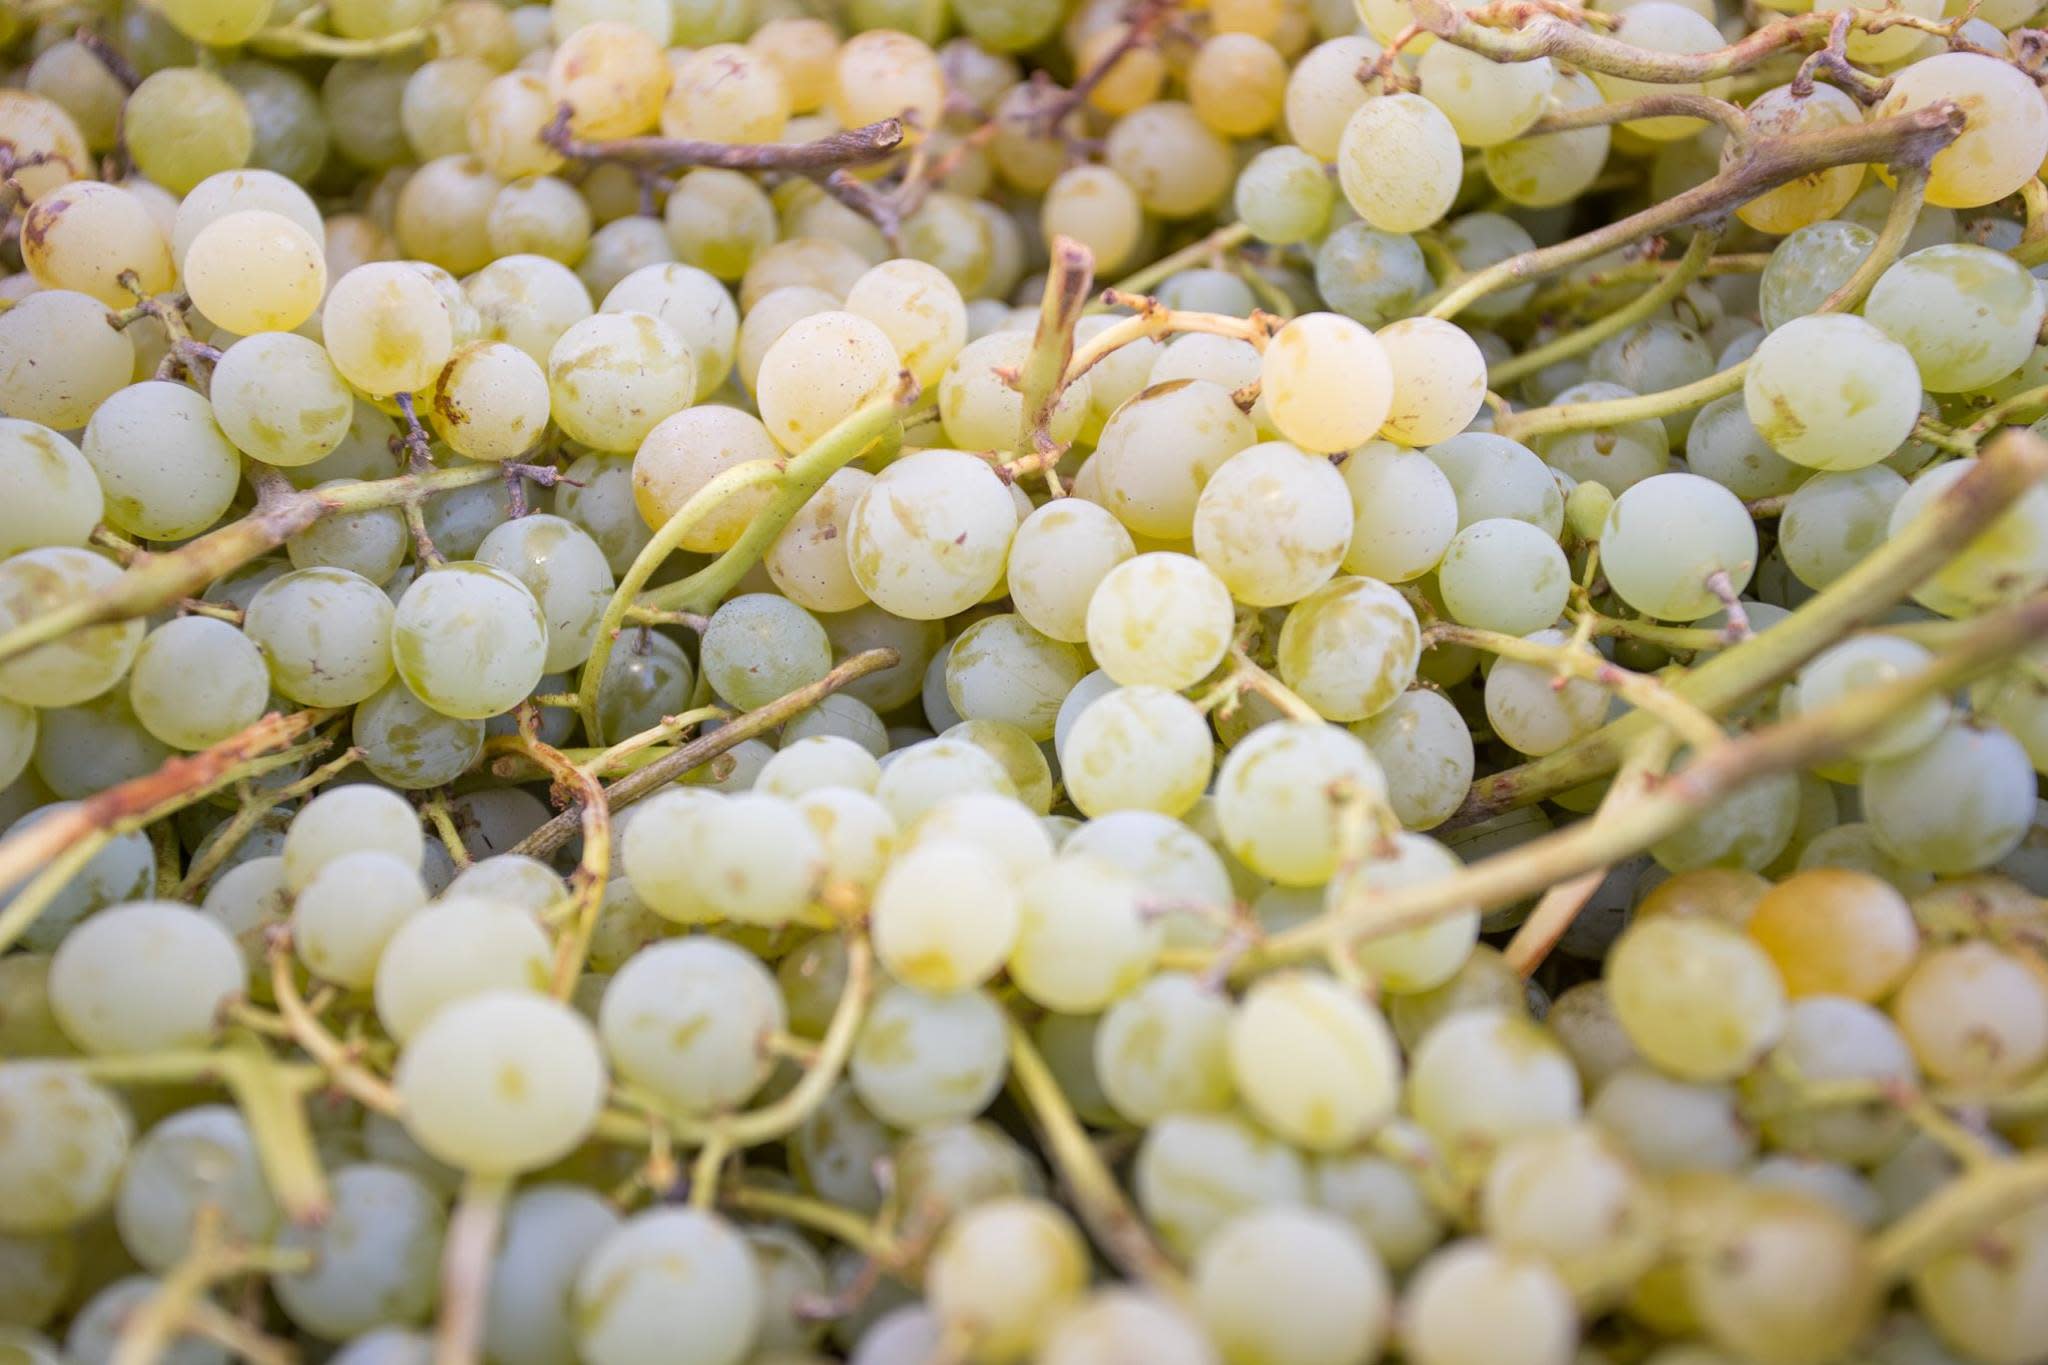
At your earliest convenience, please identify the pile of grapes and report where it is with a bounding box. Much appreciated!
[4,0,2048,1358]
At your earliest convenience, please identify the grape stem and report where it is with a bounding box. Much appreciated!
[1239,588,2048,971]
[267,932,403,1115]
[1488,226,1719,388]
[1014,235,1097,495]
[1006,1017,1186,1293]
[1063,290,1281,389]
[1418,105,1960,322]
[1109,221,1255,297]
[1424,622,1727,754]
[0,462,502,668]
[246,5,428,57]
[541,103,907,173]
[174,743,362,898]
[109,1205,310,1365]
[0,709,330,952]
[1874,1151,2048,1282]
[434,1173,512,1365]
[482,729,610,998]
[728,1184,902,1263]
[515,647,901,859]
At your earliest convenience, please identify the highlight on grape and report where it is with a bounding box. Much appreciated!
[0,0,2046,1360]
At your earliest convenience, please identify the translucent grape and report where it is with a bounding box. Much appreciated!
[0,549,144,709]
[1195,1208,1391,1365]
[1862,721,2035,874]
[1337,92,1462,232]
[391,563,549,719]
[1215,721,1387,886]
[48,901,242,1055]
[1601,473,1758,621]
[1745,314,1922,472]
[1778,465,1906,590]
[1437,519,1571,636]
[1401,1240,1579,1365]
[274,1163,443,1340]
[850,983,1008,1130]
[846,449,1017,620]
[127,617,269,751]
[395,991,605,1173]
[548,311,696,452]
[1872,53,2048,209]
[1090,379,1257,540]
[323,262,456,397]
[81,381,241,542]
[1261,313,1394,454]
[1864,243,2048,393]
[0,1065,130,1233]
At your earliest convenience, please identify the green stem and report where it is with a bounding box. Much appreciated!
[1109,221,1254,297]
[1873,1152,2048,1282]
[1490,227,1719,388]
[434,1173,512,1365]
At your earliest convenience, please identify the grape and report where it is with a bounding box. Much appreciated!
[1777,465,1905,590]
[1865,243,2046,393]
[1482,1123,1662,1308]
[373,895,550,1042]
[871,839,1019,994]
[1591,1,1724,139]
[927,1197,1087,1361]
[0,1065,130,1233]
[599,936,784,1114]
[846,449,1017,620]
[1891,941,2048,1089]
[1136,1110,1308,1258]
[1335,833,1480,993]
[1229,971,1401,1150]
[395,991,604,1173]
[1081,554,1233,691]
[1040,1290,1214,1365]
[1216,721,1386,886]
[127,617,270,752]
[1093,972,1235,1124]
[678,792,828,925]
[1276,576,1421,722]
[1315,222,1434,327]
[1437,519,1571,636]
[632,406,779,552]
[1284,35,1378,158]
[67,1277,224,1365]
[1352,689,1476,831]
[1234,145,1335,246]
[850,983,1008,1130]
[1401,1240,1579,1365]
[1793,634,1950,762]
[391,563,549,720]
[1911,1203,2048,1365]
[1608,915,1786,1081]
[323,262,456,397]
[184,210,327,335]
[20,181,173,306]
[1008,854,1159,1013]
[116,1103,278,1271]
[1374,318,1488,447]
[1427,431,1566,535]
[0,291,135,431]
[944,613,1088,742]
[1685,1187,1877,1365]
[1061,685,1213,819]
[1337,92,1462,232]
[48,901,241,1056]
[547,311,696,452]
[1873,53,2048,209]
[81,381,241,543]
[124,68,253,194]
[1195,1207,1391,1365]
[1531,382,1671,492]
[1591,1065,1755,1174]
[1601,473,1758,621]
[1745,996,1915,1165]
[1091,379,1257,540]
[573,1209,761,1365]
[1102,102,1233,219]
[1407,1011,1581,1179]
[0,549,144,710]
[33,688,170,799]
[1261,313,1394,454]
[275,1164,443,1341]
[210,333,355,469]
[290,849,427,989]
[1484,70,1611,208]
[1745,868,1918,1002]
[1745,314,1922,472]
[1888,456,2048,616]
[1004,500,1136,645]
[758,310,900,454]
[1862,721,2036,875]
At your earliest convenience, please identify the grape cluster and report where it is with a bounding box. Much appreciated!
[2,0,2048,1362]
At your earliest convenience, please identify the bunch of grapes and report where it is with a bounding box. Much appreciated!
[3,0,2048,1361]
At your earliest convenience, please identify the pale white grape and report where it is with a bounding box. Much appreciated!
[1260,313,1394,454]
[48,901,242,1056]
[81,381,241,542]
[1333,833,1480,993]
[127,617,269,751]
[1196,1207,1390,1365]
[395,991,606,1173]
[944,613,1087,742]
[846,449,1017,620]
[323,262,456,397]
[1402,1240,1578,1365]
[547,311,695,452]
[1085,553,1235,690]
[1745,315,1922,472]
[115,1104,277,1271]
[1090,379,1256,541]
[282,784,422,891]
[373,895,551,1042]
[1872,53,2048,209]
[1601,472,1758,621]
[210,333,354,468]
[1009,854,1159,1013]
[1062,685,1213,818]
[274,1163,443,1340]
[292,850,427,989]
[757,310,900,454]
[245,567,397,708]
[0,1065,130,1233]
[871,839,1019,994]
[1437,519,1571,635]
[1136,1111,1308,1258]
[1006,499,1136,644]
[392,563,549,719]
[1607,915,1786,1081]
[573,1209,763,1365]
[1230,971,1401,1150]
[1095,972,1236,1123]
[1216,721,1387,886]
[1862,721,2036,874]
[1276,576,1421,722]
[850,983,1008,1130]
[1337,92,1462,232]
[926,1197,1088,1362]
[1351,689,1476,830]
[599,936,784,1114]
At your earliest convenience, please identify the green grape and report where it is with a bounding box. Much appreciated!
[1861,721,2036,875]
[944,614,1087,742]
[1590,319,1713,440]
[292,849,427,989]
[486,1187,622,1365]
[1794,635,1950,761]
[1229,971,1402,1151]
[1426,432,1566,535]
[697,594,832,712]
[1910,1201,2048,1364]
[850,983,1008,1130]
[1735,83,1866,234]
[32,688,169,800]
[1591,1,1724,139]
[847,450,1018,620]
[1315,222,1434,326]
[25,40,124,154]
[1608,915,1786,1081]
[1336,444,1458,583]
[1285,35,1379,159]
[1684,393,1808,501]
[275,1163,443,1340]
[465,254,594,368]
[755,734,882,798]
[391,563,549,720]
[210,334,355,469]
[1758,220,1873,330]
[555,453,650,577]
[286,481,407,585]
[245,567,396,708]
[171,168,323,267]
[183,209,326,335]
[1,804,152,954]
[599,937,785,1113]
[1061,685,1212,819]
[1091,379,1256,540]
[941,330,1087,451]
[1312,1145,1447,1272]
[280,785,422,895]
[324,263,457,397]
[1094,972,1235,1124]
[1008,854,1158,1013]
[1406,1011,1581,1177]
[1196,1208,1391,1365]
[81,382,241,542]
[1601,473,1758,621]
[1401,1239,1579,1365]
[870,836,1016,992]
[1865,244,2048,393]
[1685,1187,1878,1365]
[1215,721,1387,886]
[1442,213,1541,324]
[0,291,135,431]
[602,264,740,402]
[48,901,242,1056]
[67,1277,224,1365]
[395,991,605,1173]
[1136,1111,1308,1259]
[1234,145,1334,246]
[665,169,777,281]
[927,1198,1088,1362]
[1276,576,1421,723]
[0,1065,130,1233]
[1777,465,1904,590]
[1418,41,1551,147]
[127,617,269,752]
[1890,455,2048,615]
[19,181,174,306]
[123,68,252,194]
[475,515,615,673]
[1334,833,1479,994]
[1531,381,1671,492]
[1337,92,1463,233]
[0,548,143,710]
[401,56,494,161]
[1351,688,1476,831]
[1872,52,2048,209]
[1041,1290,1214,1365]
[1484,70,1611,208]
[1437,519,1571,636]
[783,693,889,759]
